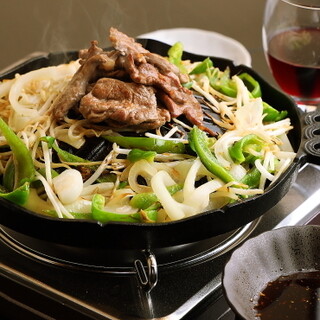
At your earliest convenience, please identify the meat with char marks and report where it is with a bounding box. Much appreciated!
[51,28,204,131]
[79,78,170,130]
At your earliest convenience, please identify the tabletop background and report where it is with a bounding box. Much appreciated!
[0,0,275,85]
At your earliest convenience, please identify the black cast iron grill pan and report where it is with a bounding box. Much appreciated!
[0,39,319,250]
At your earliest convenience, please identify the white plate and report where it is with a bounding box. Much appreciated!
[138,28,251,66]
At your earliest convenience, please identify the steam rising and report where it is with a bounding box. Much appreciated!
[33,0,126,53]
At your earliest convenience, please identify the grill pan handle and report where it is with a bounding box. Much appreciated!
[302,110,320,164]
[134,250,158,292]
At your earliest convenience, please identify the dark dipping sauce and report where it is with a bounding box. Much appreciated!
[254,271,320,320]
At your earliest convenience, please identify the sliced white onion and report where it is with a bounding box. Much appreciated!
[81,182,114,197]
[229,187,263,196]
[229,163,247,181]
[128,159,158,193]
[234,98,264,130]
[36,172,74,218]
[270,158,292,186]
[183,158,202,199]
[64,198,92,213]
[9,61,79,118]
[184,179,224,214]
[52,168,83,205]
[213,130,240,169]
[151,170,191,220]
[0,79,14,98]
[104,188,138,214]
[278,133,295,152]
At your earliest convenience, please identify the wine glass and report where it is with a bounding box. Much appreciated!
[263,0,320,111]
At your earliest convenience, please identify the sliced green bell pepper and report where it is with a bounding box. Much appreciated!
[127,148,157,163]
[229,134,264,164]
[209,67,237,97]
[0,117,35,187]
[103,136,186,154]
[140,208,158,223]
[240,167,261,188]
[0,182,30,205]
[188,126,235,183]
[189,57,213,75]
[45,210,93,220]
[40,136,88,163]
[2,160,15,191]
[262,102,288,122]
[130,183,183,209]
[238,73,262,98]
[91,194,141,223]
[167,42,188,74]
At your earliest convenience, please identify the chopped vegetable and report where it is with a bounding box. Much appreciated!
[52,169,83,204]
[103,136,186,154]
[238,73,262,98]
[189,57,213,75]
[130,183,183,209]
[140,208,158,222]
[40,136,88,163]
[188,126,235,183]
[127,148,157,163]
[240,167,261,188]
[0,182,30,205]
[91,194,141,223]
[229,134,264,164]
[3,160,15,191]
[209,67,237,97]
[0,117,35,187]
[263,102,288,122]
[167,41,188,74]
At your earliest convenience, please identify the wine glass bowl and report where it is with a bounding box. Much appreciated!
[263,0,320,107]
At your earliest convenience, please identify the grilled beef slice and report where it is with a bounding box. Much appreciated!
[52,28,204,130]
[79,78,170,130]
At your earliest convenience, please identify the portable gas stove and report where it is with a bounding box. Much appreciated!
[1,162,320,320]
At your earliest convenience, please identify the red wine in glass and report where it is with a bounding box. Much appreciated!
[266,27,320,105]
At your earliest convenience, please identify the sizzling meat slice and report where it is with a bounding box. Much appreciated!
[109,28,203,126]
[79,78,170,130]
[122,54,203,126]
[109,27,148,61]
[52,28,206,132]
[109,27,188,83]
[52,41,118,121]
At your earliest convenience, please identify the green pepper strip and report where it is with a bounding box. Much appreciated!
[229,134,264,164]
[40,136,88,163]
[140,208,158,223]
[240,167,261,189]
[103,136,186,154]
[91,194,141,223]
[189,57,213,75]
[2,160,15,191]
[130,183,183,209]
[209,67,237,97]
[0,117,35,186]
[45,210,93,220]
[238,73,262,98]
[263,102,288,122]
[0,182,30,205]
[188,126,235,183]
[167,42,188,75]
[127,148,157,163]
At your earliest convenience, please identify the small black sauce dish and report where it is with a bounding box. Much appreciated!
[222,225,320,320]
